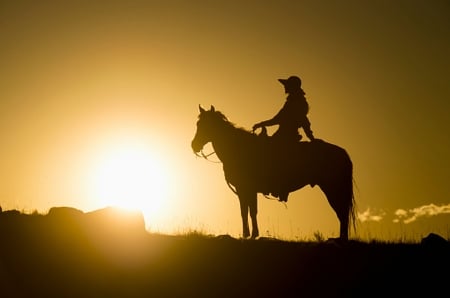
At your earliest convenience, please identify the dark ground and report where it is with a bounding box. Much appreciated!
[0,208,449,298]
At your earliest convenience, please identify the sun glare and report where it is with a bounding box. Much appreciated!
[89,141,172,225]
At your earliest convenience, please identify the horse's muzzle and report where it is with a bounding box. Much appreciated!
[191,139,202,153]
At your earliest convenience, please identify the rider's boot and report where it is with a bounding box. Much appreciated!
[278,193,288,202]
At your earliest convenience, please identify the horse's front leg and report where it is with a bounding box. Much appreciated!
[248,192,259,239]
[238,196,250,238]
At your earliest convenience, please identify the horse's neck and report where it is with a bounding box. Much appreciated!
[211,123,246,162]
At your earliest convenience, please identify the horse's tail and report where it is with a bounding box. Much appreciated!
[349,176,357,236]
[347,157,357,237]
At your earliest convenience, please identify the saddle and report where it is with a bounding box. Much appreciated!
[254,127,317,201]
[254,126,302,149]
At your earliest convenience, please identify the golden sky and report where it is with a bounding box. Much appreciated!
[1,0,449,241]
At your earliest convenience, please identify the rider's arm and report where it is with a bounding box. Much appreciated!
[253,116,276,130]
[254,104,286,129]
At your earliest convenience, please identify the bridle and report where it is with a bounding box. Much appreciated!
[195,149,221,164]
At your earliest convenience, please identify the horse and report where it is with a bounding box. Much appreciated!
[191,105,356,241]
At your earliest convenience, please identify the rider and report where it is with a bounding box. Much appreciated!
[252,75,315,202]
[252,75,315,143]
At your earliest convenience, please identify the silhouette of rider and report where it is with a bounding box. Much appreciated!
[252,75,315,143]
[252,75,315,202]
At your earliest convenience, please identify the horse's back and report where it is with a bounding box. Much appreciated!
[299,139,351,164]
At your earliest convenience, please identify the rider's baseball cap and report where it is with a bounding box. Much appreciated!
[278,76,302,89]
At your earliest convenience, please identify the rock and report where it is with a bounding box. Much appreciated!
[421,233,449,247]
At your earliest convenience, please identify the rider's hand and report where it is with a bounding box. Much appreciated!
[252,123,261,132]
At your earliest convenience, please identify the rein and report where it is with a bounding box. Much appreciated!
[194,125,286,206]
[198,151,238,195]
[196,149,287,206]
[198,150,221,163]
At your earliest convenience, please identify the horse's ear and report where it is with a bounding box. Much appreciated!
[199,105,206,113]
[211,105,215,112]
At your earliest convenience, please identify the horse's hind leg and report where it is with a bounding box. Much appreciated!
[331,199,349,241]
[238,197,250,238]
[338,212,349,241]
[248,192,259,239]
[321,186,350,241]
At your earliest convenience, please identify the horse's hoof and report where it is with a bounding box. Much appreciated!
[251,232,259,239]
[326,237,348,247]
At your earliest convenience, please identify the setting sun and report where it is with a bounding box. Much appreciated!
[88,141,172,223]
[1,0,449,244]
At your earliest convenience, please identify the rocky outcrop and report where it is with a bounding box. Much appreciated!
[0,206,147,240]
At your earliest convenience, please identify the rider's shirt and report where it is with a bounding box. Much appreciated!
[272,93,309,142]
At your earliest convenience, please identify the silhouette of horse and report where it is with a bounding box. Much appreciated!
[191,105,356,241]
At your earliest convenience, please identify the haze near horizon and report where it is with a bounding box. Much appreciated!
[1,0,449,241]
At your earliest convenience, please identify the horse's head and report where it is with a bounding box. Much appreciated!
[191,105,225,154]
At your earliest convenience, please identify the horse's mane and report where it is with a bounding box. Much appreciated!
[208,110,254,137]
